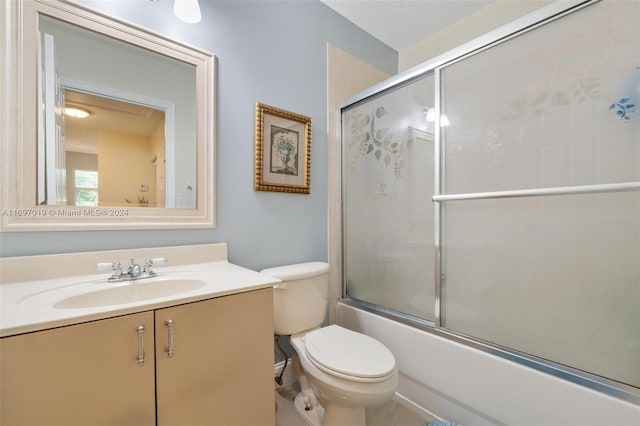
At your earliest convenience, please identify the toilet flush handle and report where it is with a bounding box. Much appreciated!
[272,281,288,290]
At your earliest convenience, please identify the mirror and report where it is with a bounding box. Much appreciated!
[1,0,215,230]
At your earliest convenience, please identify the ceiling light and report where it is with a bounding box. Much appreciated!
[174,0,201,24]
[64,107,90,118]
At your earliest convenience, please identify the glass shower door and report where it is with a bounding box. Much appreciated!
[438,0,640,387]
[343,75,437,322]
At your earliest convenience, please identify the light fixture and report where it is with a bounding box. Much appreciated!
[64,107,90,118]
[424,107,450,127]
[173,0,201,24]
[425,107,435,123]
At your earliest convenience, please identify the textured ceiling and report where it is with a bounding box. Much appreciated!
[321,0,494,51]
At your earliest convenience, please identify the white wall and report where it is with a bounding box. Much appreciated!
[398,0,551,72]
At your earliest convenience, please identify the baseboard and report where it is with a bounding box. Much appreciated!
[274,358,297,387]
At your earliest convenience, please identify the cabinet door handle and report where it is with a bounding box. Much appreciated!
[164,319,174,357]
[136,324,145,367]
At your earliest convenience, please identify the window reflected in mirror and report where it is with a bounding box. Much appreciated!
[73,169,98,206]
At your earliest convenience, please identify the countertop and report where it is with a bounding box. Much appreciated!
[1,260,280,337]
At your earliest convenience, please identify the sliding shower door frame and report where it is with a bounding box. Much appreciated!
[339,0,640,405]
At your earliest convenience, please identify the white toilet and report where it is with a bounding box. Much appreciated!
[261,262,398,426]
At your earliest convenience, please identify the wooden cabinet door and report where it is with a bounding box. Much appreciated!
[0,311,156,426]
[155,288,275,426]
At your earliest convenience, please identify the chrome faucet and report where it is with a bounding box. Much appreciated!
[97,257,167,282]
[128,259,142,278]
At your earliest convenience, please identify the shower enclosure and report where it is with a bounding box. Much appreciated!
[341,0,639,401]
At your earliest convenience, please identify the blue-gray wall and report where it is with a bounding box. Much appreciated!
[0,0,397,271]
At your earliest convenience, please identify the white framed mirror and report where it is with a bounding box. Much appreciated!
[1,0,215,231]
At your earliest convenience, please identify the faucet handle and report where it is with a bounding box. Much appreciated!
[96,262,115,271]
[143,258,153,272]
[112,261,123,276]
[96,261,123,275]
[143,257,167,274]
[97,261,124,281]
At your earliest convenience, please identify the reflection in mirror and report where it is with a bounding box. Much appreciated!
[38,14,196,209]
[1,0,216,230]
[64,90,167,208]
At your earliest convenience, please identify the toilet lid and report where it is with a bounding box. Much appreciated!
[304,325,395,382]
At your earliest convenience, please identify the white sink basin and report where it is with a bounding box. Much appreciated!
[54,279,207,309]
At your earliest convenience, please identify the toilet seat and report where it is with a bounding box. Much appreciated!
[303,325,396,383]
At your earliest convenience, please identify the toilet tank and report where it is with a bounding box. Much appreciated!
[260,262,330,336]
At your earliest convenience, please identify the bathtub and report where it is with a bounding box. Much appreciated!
[336,302,640,426]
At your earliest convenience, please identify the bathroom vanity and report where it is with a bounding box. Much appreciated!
[0,243,278,426]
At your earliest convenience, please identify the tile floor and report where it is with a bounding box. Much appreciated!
[275,379,434,426]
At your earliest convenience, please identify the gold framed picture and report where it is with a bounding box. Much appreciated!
[254,102,311,194]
